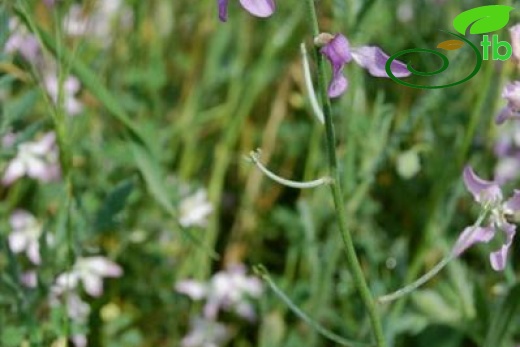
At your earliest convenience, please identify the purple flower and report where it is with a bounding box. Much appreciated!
[319,34,411,98]
[218,0,275,22]
[495,82,520,124]
[510,24,520,64]
[5,19,41,63]
[181,316,229,347]
[493,120,520,183]
[453,166,519,271]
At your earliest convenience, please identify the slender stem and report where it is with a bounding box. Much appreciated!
[303,2,386,346]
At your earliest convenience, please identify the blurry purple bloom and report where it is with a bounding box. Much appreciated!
[493,120,520,183]
[453,166,519,271]
[218,0,275,22]
[43,0,58,7]
[8,210,44,265]
[181,316,229,347]
[320,34,411,98]
[496,82,520,124]
[2,132,61,185]
[54,256,123,297]
[176,264,263,321]
[21,271,38,288]
[511,24,520,64]
[44,74,83,116]
[5,19,40,63]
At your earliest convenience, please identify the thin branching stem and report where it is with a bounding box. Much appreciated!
[302,2,386,346]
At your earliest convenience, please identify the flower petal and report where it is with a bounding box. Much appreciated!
[239,0,275,18]
[320,34,352,98]
[8,231,28,253]
[2,159,26,185]
[453,225,496,255]
[328,73,348,98]
[351,46,411,78]
[463,165,502,204]
[217,0,229,21]
[502,81,520,111]
[490,245,509,271]
[176,280,208,300]
[504,189,520,212]
[82,272,104,297]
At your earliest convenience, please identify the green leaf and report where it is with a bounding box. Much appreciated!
[94,178,135,232]
[484,283,520,347]
[1,326,26,347]
[453,5,514,35]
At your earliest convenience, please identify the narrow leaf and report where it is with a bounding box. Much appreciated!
[484,283,520,347]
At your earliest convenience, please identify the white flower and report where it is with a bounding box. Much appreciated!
[8,210,44,265]
[2,132,60,186]
[176,264,263,321]
[181,316,229,347]
[53,256,123,297]
[44,74,83,116]
[179,189,213,228]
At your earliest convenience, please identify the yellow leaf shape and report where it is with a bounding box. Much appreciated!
[436,40,464,51]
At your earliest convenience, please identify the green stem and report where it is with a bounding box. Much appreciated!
[303,2,386,347]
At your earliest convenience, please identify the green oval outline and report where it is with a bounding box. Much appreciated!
[385,31,482,89]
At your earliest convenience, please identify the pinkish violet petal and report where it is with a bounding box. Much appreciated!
[8,231,28,253]
[82,273,103,297]
[504,189,520,212]
[463,165,502,204]
[511,24,520,62]
[351,46,411,78]
[453,225,495,255]
[495,106,516,125]
[218,0,229,21]
[490,244,509,271]
[2,160,25,186]
[328,74,348,98]
[239,0,275,18]
[503,82,520,111]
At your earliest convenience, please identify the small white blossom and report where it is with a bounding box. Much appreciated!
[181,316,229,347]
[53,256,123,297]
[8,210,45,265]
[179,189,213,228]
[176,264,263,321]
[2,132,60,186]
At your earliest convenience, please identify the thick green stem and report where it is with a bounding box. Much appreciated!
[303,2,386,346]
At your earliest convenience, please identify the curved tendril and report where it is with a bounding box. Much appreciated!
[378,212,488,304]
[300,43,325,124]
[248,149,332,189]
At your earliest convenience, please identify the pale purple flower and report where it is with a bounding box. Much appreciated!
[8,210,44,265]
[179,189,213,228]
[218,0,275,22]
[1,132,61,185]
[453,166,519,271]
[4,19,40,63]
[181,316,230,347]
[319,34,411,98]
[495,82,520,124]
[44,74,83,116]
[21,270,38,288]
[510,24,520,64]
[54,256,123,297]
[493,120,520,183]
[176,264,263,321]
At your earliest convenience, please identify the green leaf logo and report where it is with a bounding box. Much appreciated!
[453,5,514,35]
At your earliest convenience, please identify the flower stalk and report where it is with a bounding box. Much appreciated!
[303,1,386,346]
